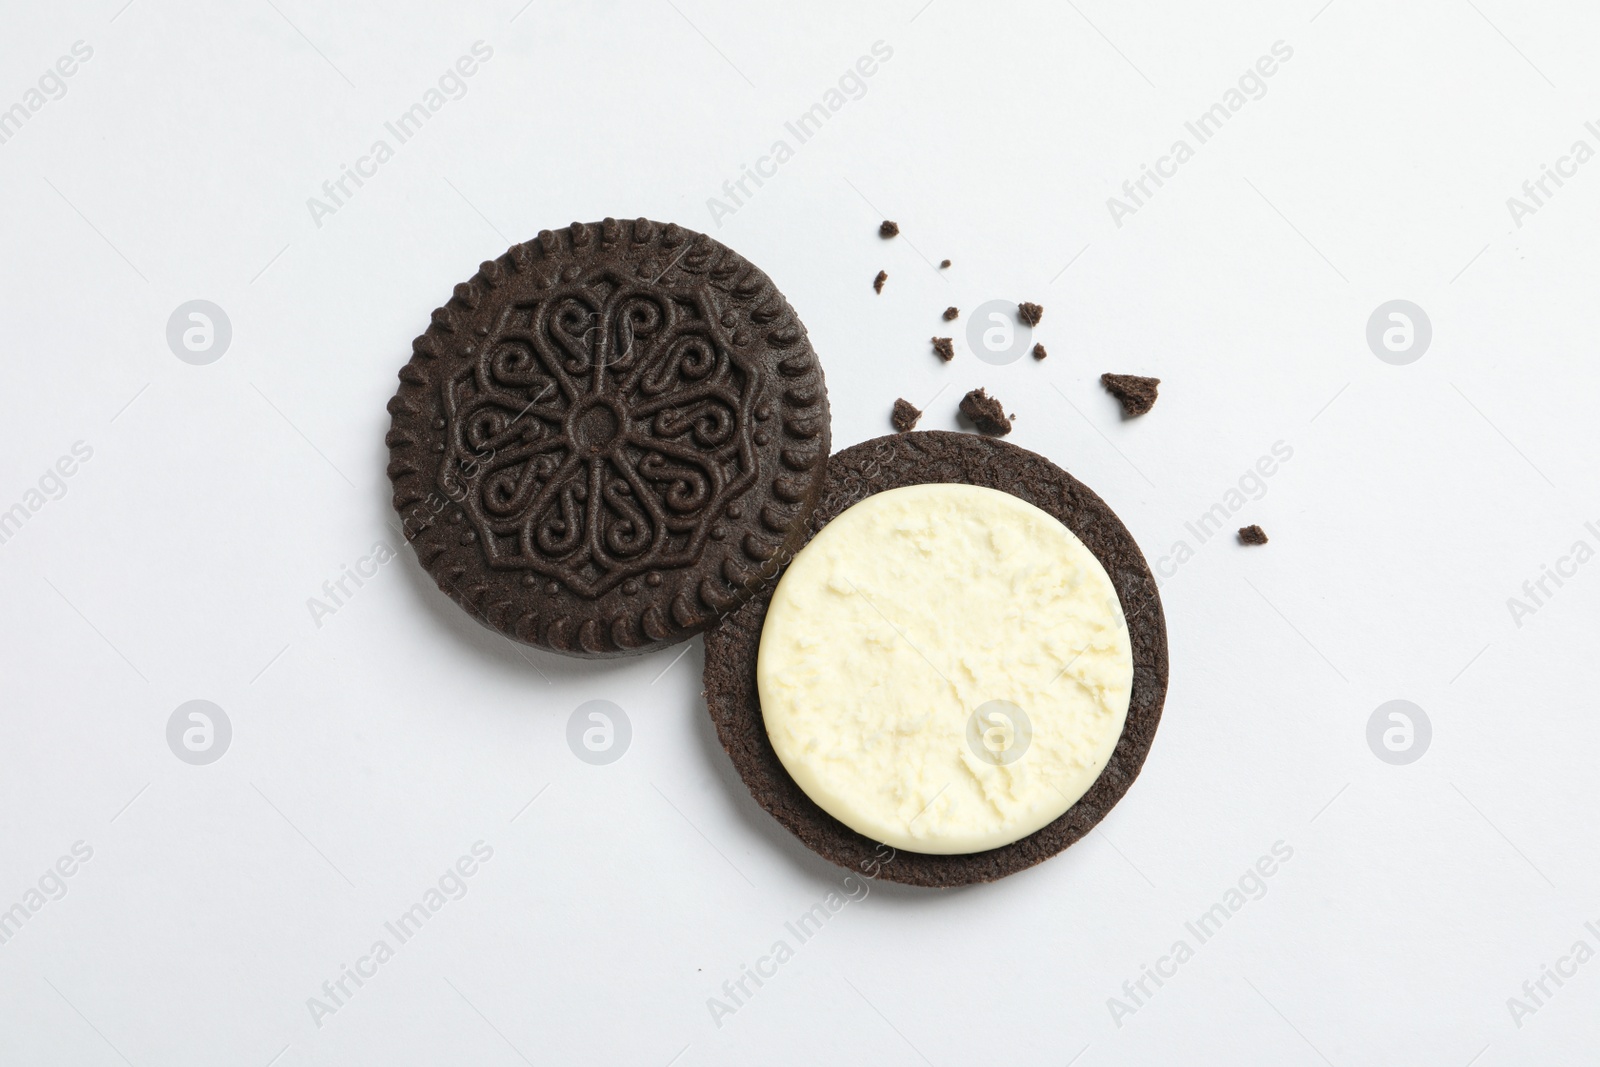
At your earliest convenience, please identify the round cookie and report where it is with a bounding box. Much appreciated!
[386,219,830,658]
[702,431,1168,887]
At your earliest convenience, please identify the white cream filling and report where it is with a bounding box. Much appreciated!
[757,483,1133,854]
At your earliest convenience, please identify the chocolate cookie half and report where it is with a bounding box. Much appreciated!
[702,431,1167,886]
[387,219,830,657]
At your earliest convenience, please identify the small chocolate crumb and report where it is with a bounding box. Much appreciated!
[943,306,959,321]
[873,270,887,294]
[1031,343,1047,361]
[1238,525,1269,545]
[891,398,921,433]
[1101,373,1160,417]
[1017,302,1044,327]
[931,336,954,362]
[879,220,899,238]
[959,388,1012,436]
[939,259,951,269]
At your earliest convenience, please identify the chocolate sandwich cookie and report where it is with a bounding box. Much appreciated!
[702,431,1168,887]
[387,219,830,657]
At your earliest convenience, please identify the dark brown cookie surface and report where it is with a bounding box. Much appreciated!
[387,219,830,658]
[703,431,1169,887]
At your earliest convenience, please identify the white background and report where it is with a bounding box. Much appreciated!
[2,0,1597,1063]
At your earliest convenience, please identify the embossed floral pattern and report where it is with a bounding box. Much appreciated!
[440,276,756,598]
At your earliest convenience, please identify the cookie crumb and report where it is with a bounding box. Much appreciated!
[959,388,1012,436]
[943,306,959,321]
[1101,373,1160,417]
[1031,343,1047,361]
[891,398,921,433]
[1017,302,1044,327]
[931,336,954,362]
[873,270,887,294]
[879,220,899,238]
[1238,525,1269,545]
[939,259,951,269]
